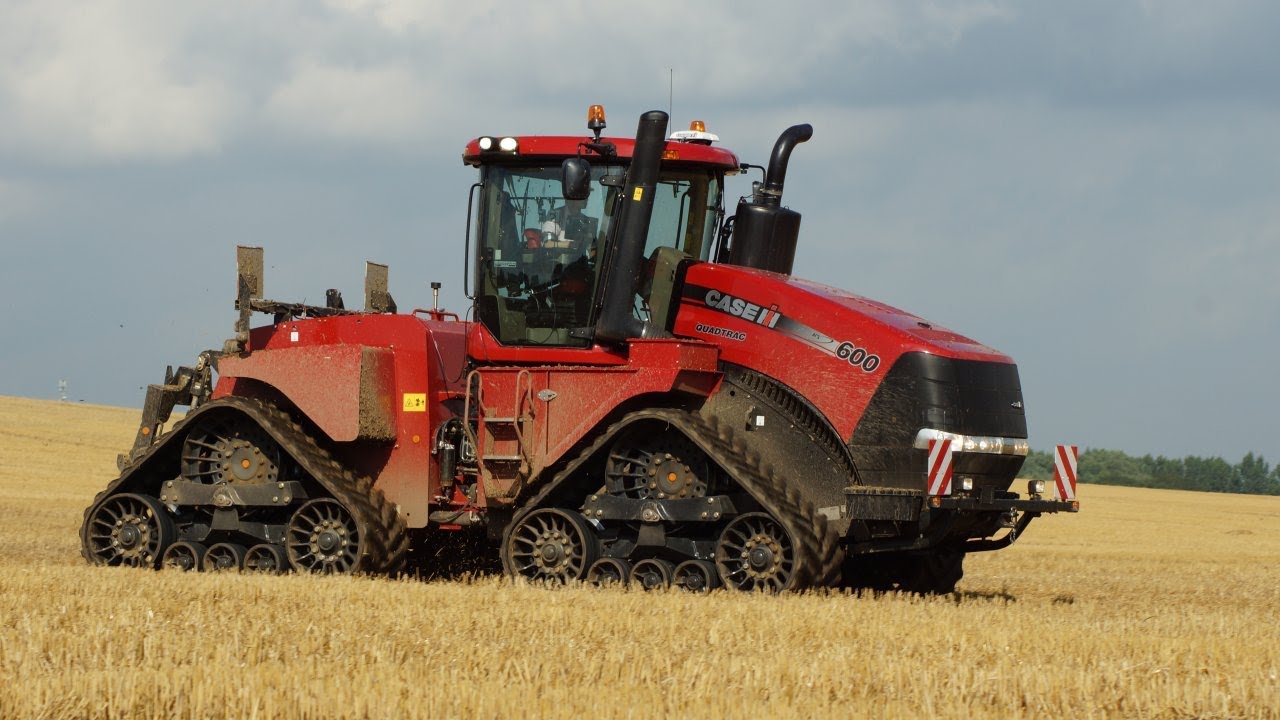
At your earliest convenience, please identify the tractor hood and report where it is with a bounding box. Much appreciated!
[672,261,1021,441]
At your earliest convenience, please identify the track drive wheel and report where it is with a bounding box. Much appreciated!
[180,416,282,485]
[503,508,599,583]
[83,493,174,568]
[716,512,799,592]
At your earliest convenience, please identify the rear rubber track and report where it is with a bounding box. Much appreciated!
[81,396,409,575]
[510,407,842,590]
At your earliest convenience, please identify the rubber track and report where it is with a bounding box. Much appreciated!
[80,397,409,574]
[723,364,862,484]
[510,408,842,590]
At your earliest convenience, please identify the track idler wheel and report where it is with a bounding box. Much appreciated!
[629,558,675,591]
[715,512,799,592]
[504,508,599,583]
[674,559,720,593]
[287,498,364,574]
[162,541,207,571]
[203,542,247,572]
[83,493,174,569]
[586,557,632,587]
[245,543,290,574]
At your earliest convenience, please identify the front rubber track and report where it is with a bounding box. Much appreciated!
[80,396,409,575]
[507,408,842,590]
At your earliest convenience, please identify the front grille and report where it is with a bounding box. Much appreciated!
[849,352,1027,490]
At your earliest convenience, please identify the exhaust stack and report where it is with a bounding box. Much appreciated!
[592,110,670,344]
[727,124,813,275]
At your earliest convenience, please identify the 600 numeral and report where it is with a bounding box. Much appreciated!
[836,342,881,372]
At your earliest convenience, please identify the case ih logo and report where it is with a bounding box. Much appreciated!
[685,284,883,374]
[702,290,782,327]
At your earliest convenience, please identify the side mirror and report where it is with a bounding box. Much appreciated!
[562,158,591,200]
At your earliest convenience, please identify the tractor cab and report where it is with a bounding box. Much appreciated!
[464,106,739,348]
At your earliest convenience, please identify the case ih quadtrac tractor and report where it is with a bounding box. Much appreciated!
[81,108,1077,593]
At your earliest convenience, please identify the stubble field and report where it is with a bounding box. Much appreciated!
[0,395,1277,719]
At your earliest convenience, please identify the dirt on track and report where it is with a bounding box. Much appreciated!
[1,395,1278,719]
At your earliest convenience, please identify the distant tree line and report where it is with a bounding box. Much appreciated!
[1019,449,1280,496]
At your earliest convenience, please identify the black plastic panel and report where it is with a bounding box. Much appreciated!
[849,352,1028,491]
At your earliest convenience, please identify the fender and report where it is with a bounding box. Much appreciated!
[216,344,397,442]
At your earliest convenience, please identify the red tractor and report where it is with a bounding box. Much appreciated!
[81,107,1077,592]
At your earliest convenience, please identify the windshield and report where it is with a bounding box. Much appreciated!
[474,163,722,346]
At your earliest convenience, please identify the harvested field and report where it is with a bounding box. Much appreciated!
[1,395,1277,719]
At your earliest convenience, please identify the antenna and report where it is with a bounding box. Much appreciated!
[667,68,674,127]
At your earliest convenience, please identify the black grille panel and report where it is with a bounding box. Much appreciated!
[849,353,1027,490]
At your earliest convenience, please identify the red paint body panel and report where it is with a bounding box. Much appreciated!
[463,135,740,170]
[470,339,720,483]
[673,262,1015,439]
[208,312,720,523]
[466,322,628,367]
[212,313,468,527]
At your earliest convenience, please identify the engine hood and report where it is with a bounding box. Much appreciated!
[672,262,1019,438]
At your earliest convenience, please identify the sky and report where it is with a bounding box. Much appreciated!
[2,0,1278,463]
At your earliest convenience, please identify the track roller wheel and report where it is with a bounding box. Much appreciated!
[586,557,632,587]
[203,542,247,572]
[629,558,675,591]
[287,498,363,574]
[504,508,599,583]
[162,541,207,571]
[83,493,174,569]
[244,543,290,574]
[674,559,720,593]
[716,512,798,592]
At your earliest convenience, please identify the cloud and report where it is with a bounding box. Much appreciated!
[264,60,437,146]
[0,1,240,162]
[0,177,48,223]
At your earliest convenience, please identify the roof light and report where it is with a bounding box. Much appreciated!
[668,120,719,145]
[477,136,518,154]
[588,104,606,140]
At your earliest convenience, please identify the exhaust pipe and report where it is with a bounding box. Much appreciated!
[759,124,813,206]
[593,110,670,344]
[727,124,813,275]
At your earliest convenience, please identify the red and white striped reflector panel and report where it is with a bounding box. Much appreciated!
[1053,445,1079,501]
[927,438,953,496]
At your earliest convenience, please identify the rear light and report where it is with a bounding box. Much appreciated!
[958,477,974,492]
[1027,479,1046,496]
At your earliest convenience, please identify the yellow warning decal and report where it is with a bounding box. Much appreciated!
[402,393,427,412]
[632,187,644,201]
